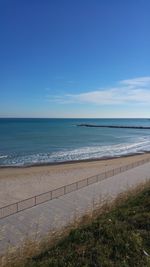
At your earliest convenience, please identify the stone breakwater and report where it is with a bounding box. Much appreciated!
[77,124,150,129]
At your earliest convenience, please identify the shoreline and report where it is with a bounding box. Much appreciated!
[0,151,150,169]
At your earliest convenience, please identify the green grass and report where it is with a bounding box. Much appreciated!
[24,186,150,267]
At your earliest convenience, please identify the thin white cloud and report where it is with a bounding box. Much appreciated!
[120,76,150,87]
[47,76,150,105]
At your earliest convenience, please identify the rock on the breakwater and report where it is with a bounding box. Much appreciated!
[77,124,150,129]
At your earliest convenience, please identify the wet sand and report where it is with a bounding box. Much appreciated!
[0,153,150,207]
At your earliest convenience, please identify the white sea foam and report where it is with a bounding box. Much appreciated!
[0,137,150,166]
[0,155,8,159]
[49,139,150,161]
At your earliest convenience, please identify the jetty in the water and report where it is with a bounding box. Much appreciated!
[77,124,150,129]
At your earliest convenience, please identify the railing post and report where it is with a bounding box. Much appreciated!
[76,181,78,190]
[64,185,66,194]
[16,202,19,212]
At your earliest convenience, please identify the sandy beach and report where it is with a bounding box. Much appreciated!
[0,154,150,255]
[0,153,150,208]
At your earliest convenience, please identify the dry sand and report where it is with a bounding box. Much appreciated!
[0,153,150,207]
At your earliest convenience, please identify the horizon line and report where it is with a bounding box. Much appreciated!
[0,117,150,119]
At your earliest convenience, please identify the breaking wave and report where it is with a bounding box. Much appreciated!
[0,137,150,167]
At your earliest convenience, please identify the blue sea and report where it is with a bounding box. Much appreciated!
[0,118,150,167]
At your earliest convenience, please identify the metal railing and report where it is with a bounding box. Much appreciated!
[0,157,150,219]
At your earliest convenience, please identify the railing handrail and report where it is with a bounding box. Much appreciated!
[0,157,150,219]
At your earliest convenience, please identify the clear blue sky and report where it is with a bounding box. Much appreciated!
[0,0,150,118]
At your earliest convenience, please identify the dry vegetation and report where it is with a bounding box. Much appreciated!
[1,181,150,267]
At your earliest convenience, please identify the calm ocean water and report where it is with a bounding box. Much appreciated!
[0,118,150,167]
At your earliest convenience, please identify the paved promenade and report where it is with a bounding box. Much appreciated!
[0,161,150,255]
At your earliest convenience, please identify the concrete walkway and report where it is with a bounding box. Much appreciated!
[0,162,150,255]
